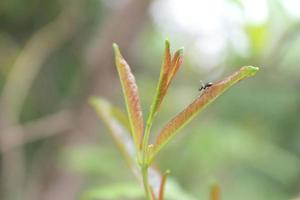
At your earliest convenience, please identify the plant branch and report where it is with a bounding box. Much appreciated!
[142,167,153,200]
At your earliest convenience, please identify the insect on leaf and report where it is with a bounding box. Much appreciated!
[113,44,144,149]
[153,66,259,158]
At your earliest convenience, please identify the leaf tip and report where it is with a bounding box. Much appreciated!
[112,43,121,57]
[178,47,184,54]
[165,38,170,47]
[242,65,259,76]
[88,97,108,109]
[112,42,118,48]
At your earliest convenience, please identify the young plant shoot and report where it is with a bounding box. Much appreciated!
[90,40,259,200]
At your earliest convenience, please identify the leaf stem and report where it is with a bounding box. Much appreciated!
[142,111,154,158]
[141,104,156,199]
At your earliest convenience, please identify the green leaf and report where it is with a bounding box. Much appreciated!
[113,43,144,149]
[89,97,138,173]
[111,106,131,132]
[153,66,259,160]
[90,97,166,198]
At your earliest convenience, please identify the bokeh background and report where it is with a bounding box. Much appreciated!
[1,0,300,199]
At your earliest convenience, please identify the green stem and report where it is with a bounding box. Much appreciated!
[140,109,155,199]
[142,114,153,157]
[142,99,158,163]
[142,166,152,200]
[141,73,161,199]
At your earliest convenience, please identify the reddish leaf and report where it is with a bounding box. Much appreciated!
[149,40,172,116]
[158,170,170,200]
[153,66,259,158]
[163,39,172,74]
[143,41,184,158]
[113,44,144,149]
[147,40,184,122]
[167,48,184,86]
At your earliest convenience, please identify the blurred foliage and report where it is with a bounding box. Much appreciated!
[1,0,300,200]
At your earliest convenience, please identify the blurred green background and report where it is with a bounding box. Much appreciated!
[0,0,300,200]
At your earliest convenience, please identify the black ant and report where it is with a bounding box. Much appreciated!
[198,81,213,92]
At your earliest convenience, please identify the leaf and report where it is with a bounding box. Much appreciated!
[142,41,184,158]
[148,40,184,119]
[111,106,131,132]
[148,40,171,119]
[167,48,184,86]
[210,183,221,200]
[158,170,170,200]
[153,66,259,158]
[89,97,139,175]
[113,44,144,149]
[90,97,164,198]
